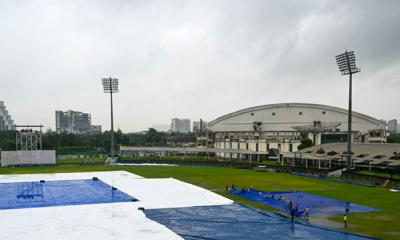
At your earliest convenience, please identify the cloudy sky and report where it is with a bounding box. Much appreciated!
[1,0,399,132]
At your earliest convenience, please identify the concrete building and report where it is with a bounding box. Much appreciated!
[0,101,15,131]
[170,118,191,133]
[388,119,398,133]
[55,110,92,134]
[193,120,208,132]
[203,103,387,160]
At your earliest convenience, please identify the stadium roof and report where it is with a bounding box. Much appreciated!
[208,103,385,128]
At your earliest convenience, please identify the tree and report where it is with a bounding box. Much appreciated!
[297,138,313,150]
[387,133,400,143]
[327,150,338,156]
[0,130,16,151]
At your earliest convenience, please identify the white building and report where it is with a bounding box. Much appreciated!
[170,118,191,133]
[205,103,387,160]
[55,110,92,134]
[0,101,15,131]
[387,119,398,133]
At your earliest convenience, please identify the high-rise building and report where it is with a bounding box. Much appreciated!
[55,110,92,134]
[170,118,191,133]
[193,120,208,132]
[388,119,398,133]
[0,101,15,131]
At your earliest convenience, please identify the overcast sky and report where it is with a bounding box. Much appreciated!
[1,0,399,132]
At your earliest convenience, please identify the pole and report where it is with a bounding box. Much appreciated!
[110,77,115,163]
[346,52,353,171]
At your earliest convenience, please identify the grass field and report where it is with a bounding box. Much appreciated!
[0,164,399,239]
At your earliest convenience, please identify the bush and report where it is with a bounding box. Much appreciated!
[391,152,400,160]
[316,148,325,154]
[342,151,354,155]
[327,150,338,156]
[297,138,313,150]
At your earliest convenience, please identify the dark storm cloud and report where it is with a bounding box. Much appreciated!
[0,0,399,131]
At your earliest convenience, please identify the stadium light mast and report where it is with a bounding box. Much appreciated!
[102,77,119,164]
[335,51,361,171]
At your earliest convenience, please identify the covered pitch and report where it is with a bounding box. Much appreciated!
[0,171,373,239]
[0,179,136,210]
[231,188,378,217]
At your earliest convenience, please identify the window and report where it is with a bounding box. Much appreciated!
[322,111,326,115]
[299,112,303,115]
[272,112,275,116]
[289,143,293,152]
[266,143,270,151]
[251,113,254,116]
[278,143,281,150]
[246,143,249,150]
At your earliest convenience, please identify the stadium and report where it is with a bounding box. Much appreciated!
[202,103,387,160]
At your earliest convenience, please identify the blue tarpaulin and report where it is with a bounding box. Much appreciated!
[230,188,378,216]
[0,179,136,210]
[145,203,373,240]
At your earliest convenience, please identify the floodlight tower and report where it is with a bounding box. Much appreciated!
[102,77,119,164]
[335,51,361,171]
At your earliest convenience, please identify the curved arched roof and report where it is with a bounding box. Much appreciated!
[208,103,384,127]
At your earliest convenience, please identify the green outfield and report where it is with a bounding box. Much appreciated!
[0,164,399,239]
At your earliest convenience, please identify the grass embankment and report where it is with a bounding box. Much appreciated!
[0,165,399,239]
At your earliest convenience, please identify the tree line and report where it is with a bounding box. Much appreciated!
[0,128,197,154]
[387,133,400,144]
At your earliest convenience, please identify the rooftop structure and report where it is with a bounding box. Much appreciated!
[299,142,400,169]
